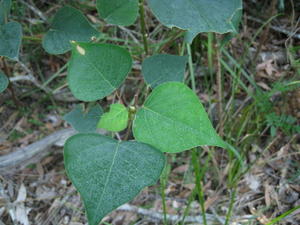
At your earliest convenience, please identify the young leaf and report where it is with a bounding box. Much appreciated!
[0,21,22,60]
[64,133,165,225]
[0,0,11,25]
[133,82,226,153]
[68,42,132,101]
[63,104,103,133]
[97,103,129,132]
[0,71,9,93]
[97,0,139,26]
[148,0,242,43]
[142,54,188,88]
[42,6,99,55]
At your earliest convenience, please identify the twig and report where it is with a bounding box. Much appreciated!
[16,61,52,93]
[9,75,35,83]
[117,203,222,224]
[17,0,47,22]
[116,203,252,225]
[9,75,51,93]
[247,15,300,40]
[118,26,140,44]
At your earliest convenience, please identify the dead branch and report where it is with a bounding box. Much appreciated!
[0,128,76,174]
[117,203,221,224]
[17,0,47,22]
[117,204,252,225]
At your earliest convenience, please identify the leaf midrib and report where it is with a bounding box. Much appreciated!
[186,0,212,31]
[92,141,120,223]
[142,106,208,137]
[105,107,126,121]
[103,0,135,21]
[81,53,115,90]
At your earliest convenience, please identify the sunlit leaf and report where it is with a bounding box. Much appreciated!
[97,103,129,132]
[133,82,226,153]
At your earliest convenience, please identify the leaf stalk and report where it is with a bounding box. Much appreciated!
[139,0,149,55]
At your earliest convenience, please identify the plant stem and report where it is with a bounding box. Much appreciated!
[160,162,170,225]
[191,148,207,225]
[180,188,197,225]
[139,0,149,55]
[124,106,136,140]
[23,35,42,42]
[2,58,21,108]
[42,62,68,87]
[224,188,237,225]
[216,38,224,137]
[186,43,196,91]
[207,32,214,79]
[158,30,184,53]
[160,179,168,225]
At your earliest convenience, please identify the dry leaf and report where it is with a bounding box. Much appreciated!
[12,184,31,225]
[245,174,261,192]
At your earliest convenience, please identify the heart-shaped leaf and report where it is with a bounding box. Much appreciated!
[63,104,103,133]
[97,103,129,132]
[0,0,11,25]
[97,0,139,26]
[133,82,226,153]
[148,0,242,42]
[0,71,9,93]
[0,21,22,60]
[64,133,165,225]
[68,42,132,101]
[142,54,188,88]
[220,8,243,47]
[42,6,99,55]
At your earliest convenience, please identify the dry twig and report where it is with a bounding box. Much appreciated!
[0,128,76,174]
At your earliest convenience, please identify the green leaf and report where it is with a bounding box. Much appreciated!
[142,54,188,88]
[0,71,9,93]
[0,22,22,60]
[97,103,129,132]
[133,82,225,153]
[63,104,103,133]
[0,0,11,25]
[220,9,243,47]
[64,133,165,225]
[68,42,132,101]
[97,0,139,26]
[42,6,99,55]
[148,0,242,43]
